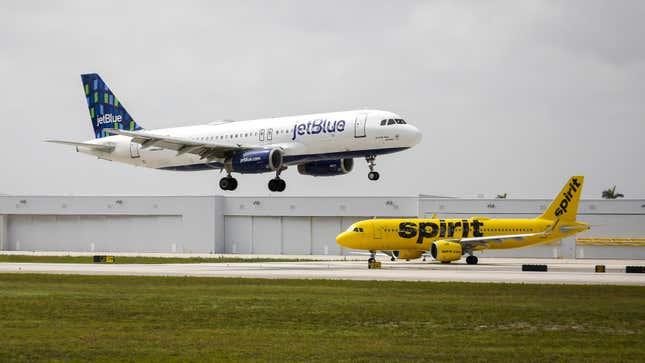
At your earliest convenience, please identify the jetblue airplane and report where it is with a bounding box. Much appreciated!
[47,74,422,192]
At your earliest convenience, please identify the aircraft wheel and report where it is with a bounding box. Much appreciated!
[368,171,380,181]
[390,256,396,262]
[219,177,237,191]
[276,179,286,192]
[466,255,478,265]
[268,179,277,192]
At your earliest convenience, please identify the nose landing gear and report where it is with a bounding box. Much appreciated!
[366,155,380,181]
[466,255,478,265]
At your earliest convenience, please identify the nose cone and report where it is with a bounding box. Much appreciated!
[407,124,422,146]
[335,231,353,249]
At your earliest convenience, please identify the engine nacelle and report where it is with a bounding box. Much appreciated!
[430,241,463,262]
[230,149,283,174]
[297,159,353,177]
[393,250,424,260]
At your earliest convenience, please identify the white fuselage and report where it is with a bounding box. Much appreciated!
[80,109,422,171]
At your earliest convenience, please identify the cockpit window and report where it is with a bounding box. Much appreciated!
[395,119,406,124]
[380,119,387,126]
[351,227,365,232]
[387,119,396,125]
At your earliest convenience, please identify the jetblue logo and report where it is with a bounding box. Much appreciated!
[240,156,261,163]
[291,119,346,140]
[555,178,581,217]
[96,113,122,127]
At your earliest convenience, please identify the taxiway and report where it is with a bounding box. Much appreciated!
[1,257,644,285]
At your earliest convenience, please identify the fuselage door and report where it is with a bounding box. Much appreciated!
[373,221,382,239]
[130,142,140,158]
[267,128,273,141]
[354,113,367,138]
[259,129,265,142]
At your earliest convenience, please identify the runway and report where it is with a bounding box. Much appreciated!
[1,257,645,285]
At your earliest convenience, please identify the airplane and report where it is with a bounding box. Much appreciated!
[336,176,590,267]
[46,73,422,192]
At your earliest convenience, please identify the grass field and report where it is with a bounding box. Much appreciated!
[0,255,316,264]
[0,274,644,362]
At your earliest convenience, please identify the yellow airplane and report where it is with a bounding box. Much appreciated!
[336,176,590,267]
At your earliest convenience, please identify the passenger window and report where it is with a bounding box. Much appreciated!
[387,119,396,125]
[380,119,387,126]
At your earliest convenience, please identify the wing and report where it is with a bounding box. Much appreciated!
[104,128,250,160]
[45,139,115,152]
[441,219,560,251]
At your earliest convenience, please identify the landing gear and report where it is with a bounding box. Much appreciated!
[366,155,380,181]
[367,251,376,268]
[268,178,286,192]
[219,176,238,191]
[268,169,286,192]
[466,255,479,265]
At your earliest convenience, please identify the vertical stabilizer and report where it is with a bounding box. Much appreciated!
[538,176,584,221]
[81,73,143,138]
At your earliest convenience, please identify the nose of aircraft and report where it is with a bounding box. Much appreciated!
[407,124,422,146]
[335,231,352,249]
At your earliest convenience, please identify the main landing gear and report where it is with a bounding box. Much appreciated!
[268,178,286,192]
[268,168,286,192]
[219,175,238,191]
[466,254,479,265]
[366,155,380,181]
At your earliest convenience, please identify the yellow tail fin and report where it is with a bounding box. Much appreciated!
[538,176,584,221]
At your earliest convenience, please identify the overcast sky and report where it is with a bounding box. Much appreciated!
[1,1,644,198]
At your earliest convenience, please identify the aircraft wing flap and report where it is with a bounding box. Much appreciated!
[103,128,250,158]
[438,230,550,250]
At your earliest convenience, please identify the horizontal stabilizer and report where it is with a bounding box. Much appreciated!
[45,139,115,152]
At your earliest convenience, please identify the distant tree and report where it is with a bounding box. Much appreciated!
[496,193,507,199]
[601,185,624,199]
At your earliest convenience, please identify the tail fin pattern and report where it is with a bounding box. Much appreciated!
[81,73,143,138]
[538,176,584,221]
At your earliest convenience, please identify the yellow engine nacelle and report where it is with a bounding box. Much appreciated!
[430,241,463,262]
[393,250,424,260]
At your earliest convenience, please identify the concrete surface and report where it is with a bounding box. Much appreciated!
[1,256,644,286]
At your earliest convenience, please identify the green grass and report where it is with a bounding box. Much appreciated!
[0,274,643,362]
[0,255,316,264]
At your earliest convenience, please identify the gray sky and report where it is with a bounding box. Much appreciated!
[1,0,644,198]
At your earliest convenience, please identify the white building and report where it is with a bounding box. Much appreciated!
[1,195,644,259]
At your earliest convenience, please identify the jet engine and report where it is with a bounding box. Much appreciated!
[229,149,283,174]
[297,158,353,177]
[393,250,424,261]
[430,241,463,262]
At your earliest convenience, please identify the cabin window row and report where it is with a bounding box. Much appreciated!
[190,128,291,142]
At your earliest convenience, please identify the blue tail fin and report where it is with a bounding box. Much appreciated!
[81,73,143,138]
